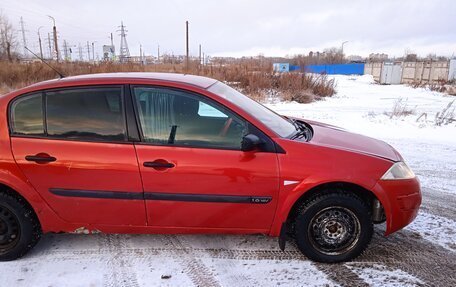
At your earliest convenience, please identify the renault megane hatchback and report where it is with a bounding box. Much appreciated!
[0,73,421,262]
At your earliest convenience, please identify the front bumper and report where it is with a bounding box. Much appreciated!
[373,177,421,235]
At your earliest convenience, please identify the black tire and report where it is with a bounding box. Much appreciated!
[294,191,373,263]
[0,192,41,261]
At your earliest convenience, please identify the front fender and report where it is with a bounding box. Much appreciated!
[268,178,390,236]
[268,138,395,236]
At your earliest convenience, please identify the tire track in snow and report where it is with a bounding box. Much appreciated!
[355,229,456,286]
[314,263,369,287]
[25,228,456,287]
[420,187,456,220]
[346,263,426,287]
[166,235,222,287]
[100,234,140,287]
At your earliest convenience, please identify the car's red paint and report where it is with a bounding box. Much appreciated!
[0,73,421,238]
[11,138,146,226]
[302,120,403,161]
[136,145,280,230]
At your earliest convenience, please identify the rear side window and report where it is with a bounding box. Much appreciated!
[46,87,126,141]
[10,93,44,135]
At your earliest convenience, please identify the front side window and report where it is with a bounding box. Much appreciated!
[208,81,296,138]
[133,87,247,149]
[46,87,126,141]
[10,93,44,135]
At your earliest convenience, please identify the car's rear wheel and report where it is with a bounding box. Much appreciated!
[0,192,41,261]
[294,192,373,263]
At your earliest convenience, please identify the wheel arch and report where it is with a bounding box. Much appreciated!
[0,174,67,233]
[0,182,41,225]
[285,181,385,234]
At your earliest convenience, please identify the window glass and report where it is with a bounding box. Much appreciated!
[208,82,296,138]
[198,102,228,118]
[46,87,126,141]
[11,93,44,135]
[134,87,247,149]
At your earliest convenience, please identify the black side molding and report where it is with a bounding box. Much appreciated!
[49,188,144,200]
[49,188,272,204]
[144,192,272,204]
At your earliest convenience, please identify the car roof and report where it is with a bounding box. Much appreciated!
[27,72,219,90]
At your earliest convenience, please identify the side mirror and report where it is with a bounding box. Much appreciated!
[241,134,263,152]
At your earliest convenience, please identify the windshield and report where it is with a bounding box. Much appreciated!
[208,82,296,138]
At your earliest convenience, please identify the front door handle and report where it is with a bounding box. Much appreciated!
[143,160,175,169]
[25,153,57,163]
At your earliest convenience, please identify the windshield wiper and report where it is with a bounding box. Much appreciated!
[290,119,311,140]
[288,118,300,131]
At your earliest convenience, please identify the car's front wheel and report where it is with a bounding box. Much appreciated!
[294,192,373,263]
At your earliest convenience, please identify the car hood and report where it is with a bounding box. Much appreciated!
[302,119,402,162]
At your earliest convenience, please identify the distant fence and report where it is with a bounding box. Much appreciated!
[304,63,365,75]
[274,60,456,84]
[365,59,456,84]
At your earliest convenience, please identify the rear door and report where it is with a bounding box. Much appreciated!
[9,86,146,226]
[132,86,280,230]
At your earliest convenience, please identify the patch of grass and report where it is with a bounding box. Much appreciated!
[385,98,415,119]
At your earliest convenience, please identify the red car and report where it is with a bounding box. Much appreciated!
[0,73,421,262]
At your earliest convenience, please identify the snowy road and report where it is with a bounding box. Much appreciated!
[1,75,455,286]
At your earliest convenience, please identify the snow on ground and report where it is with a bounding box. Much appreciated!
[1,75,455,286]
[200,258,336,287]
[406,211,456,252]
[347,263,424,287]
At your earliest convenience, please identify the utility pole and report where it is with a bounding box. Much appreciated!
[199,44,202,66]
[37,26,44,59]
[157,44,160,64]
[78,43,83,61]
[19,17,28,58]
[47,33,52,59]
[86,41,91,61]
[48,15,59,61]
[110,32,115,59]
[63,40,68,61]
[118,21,130,63]
[185,20,189,72]
[341,41,348,56]
[92,42,95,63]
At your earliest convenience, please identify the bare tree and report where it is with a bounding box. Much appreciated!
[0,13,17,62]
[322,47,344,64]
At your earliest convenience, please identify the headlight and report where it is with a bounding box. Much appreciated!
[381,162,415,180]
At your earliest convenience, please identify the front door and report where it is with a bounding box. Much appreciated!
[10,86,146,226]
[132,86,280,230]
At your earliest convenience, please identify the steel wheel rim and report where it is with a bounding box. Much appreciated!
[0,205,20,253]
[308,206,361,256]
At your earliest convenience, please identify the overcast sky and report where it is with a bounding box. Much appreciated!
[1,0,455,59]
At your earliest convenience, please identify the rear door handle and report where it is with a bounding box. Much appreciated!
[143,161,175,169]
[25,153,57,163]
